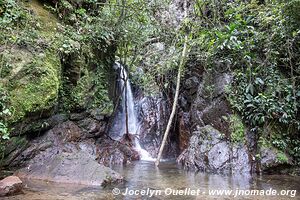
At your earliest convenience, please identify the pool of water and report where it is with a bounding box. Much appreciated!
[3,161,299,200]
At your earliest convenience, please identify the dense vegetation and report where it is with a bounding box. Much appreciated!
[195,0,300,164]
[0,0,299,166]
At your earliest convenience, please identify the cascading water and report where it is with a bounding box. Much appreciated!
[109,63,154,161]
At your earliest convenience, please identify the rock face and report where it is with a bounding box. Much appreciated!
[137,95,177,158]
[177,125,251,173]
[177,69,241,172]
[16,151,123,186]
[178,69,275,173]
[189,72,232,135]
[3,110,138,183]
[177,66,293,173]
[0,176,23,197]
[260,147,292,171]
[96,135,140,165]
[5,120,97,168]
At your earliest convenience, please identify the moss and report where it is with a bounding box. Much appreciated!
[0,0,62,124]
[276,152,289,164]
[7,51,60,123]
[60,61,113,115]
[26,0,57,38]
[0,49,33,79]
[229,114,245,144]
[1,0,114,125]
[258,136,272,148]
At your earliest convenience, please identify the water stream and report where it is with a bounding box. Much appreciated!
[4,161,299,200]
[109,63,153,161]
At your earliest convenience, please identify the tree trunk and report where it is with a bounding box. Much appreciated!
[155,0,189,166]
[123,68,130,138]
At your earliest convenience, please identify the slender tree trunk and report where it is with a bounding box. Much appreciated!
[155,0,189,166]
[125,84,129,135]
[123,68,129,137]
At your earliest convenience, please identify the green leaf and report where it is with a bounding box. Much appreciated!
[255,77,264,85]
[246,83,254,95]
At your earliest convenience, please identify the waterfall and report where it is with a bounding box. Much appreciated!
[109,63,154,161]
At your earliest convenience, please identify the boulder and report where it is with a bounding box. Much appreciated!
[177,125,251,173]
[0,176,23,197]
[260,147,292,171]
[77,118,102,135]
[7,121,95,168]
[232,145,251,172]
[96,136,140,165]
[15,151,123,186]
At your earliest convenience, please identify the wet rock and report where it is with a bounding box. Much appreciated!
[200,98,231,136]
[89,109,105,121]
[69,112,89,121]
[78,118,100,134]
[49,114,69,123]
[6,112,112,169]
[16,151,123,186]
[1,137,29,167]
[138,96,177,158]
[77,118,108,137]
[208,142,231,170]
[96,136,140,166]
[7,121,94,168]
[50,121,82,142]
[11,114,68,136]
[0,176,23,197]
[178,112,191,152]
[185,76,199,89]
[177,71,239,172]
[78,139,98,159]
[260,148,277,170]
[260,148,292,171]
[189,72,232,134]
[177,125,251,173]
[232,145,251,172]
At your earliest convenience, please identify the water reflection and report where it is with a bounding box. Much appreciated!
[3,161,299,200]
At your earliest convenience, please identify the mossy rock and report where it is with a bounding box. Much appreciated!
[0,0,61,125]
[0,0,113,126]
[4,50,61,123]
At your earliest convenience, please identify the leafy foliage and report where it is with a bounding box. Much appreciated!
[0,87,11,140]
[188,0,300,162]
[229,114,246,144]
[191,0,300,130]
